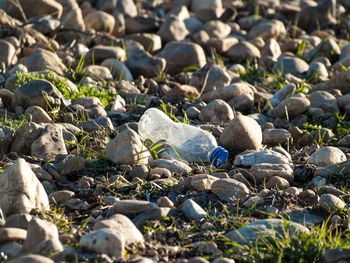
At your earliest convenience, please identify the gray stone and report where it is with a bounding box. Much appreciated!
[79,229,125,258]
[199,99,234,122]
[274,96,310,119]
[10,122,43,154]
[265,176,290,189]
[203,20,231,38]
[101,58,133,81]
[0,126,14,156]
[49,190,75,204]
[55,155,85,175]
[25,106,53,124]
[191,0,223,22]
[225,41,261,63]
[0,40,16,68]
[126,33,162,53]
[94,214,144,245]
[126,46,166,77]
[106,127,152,166]
[78,117,114,133]
[248,19,286,40]
[5,213,32,229]
[234,149,292,167]
[296,0,336,32]
[250,163,294,183]
[85,65,113,81]
[0,158,49,216]
[161,41,206,74]
[225,218,310,245]
[133,207,172,226]
[220,115,262,152]
[308,91,338,113]
[286,209,324,225]
[182,199,206,220]
[22,217,62,253]
[13,79,63,110]
[31,124,68,161]
[85,45,126,64]
[157,15,189,43]
[0,242,22,259]
[211,178,250,202]
[84,10,115,34]
[201,65,231,94]
[320,194,346,211]
[273,56,309,76]
[150,159,192,175]
[308,146,346,167]
[19,49,66,75]
[202,82,254,102]
[263,128,291,145]
[110,200,158,216]
[265,83,296,111]
[0,228,27,243]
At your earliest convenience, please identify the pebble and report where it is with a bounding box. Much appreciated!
[220,115,262,152]
[93,214,144,245]
[234,149,292,167]
[319,194,346,212]
[110,200,158,216]
[211,178,250,202]
[157,196,174,208]
[79,229,125,259]
[182,199,207,220]
[307,146,347,167]
[199,99,234,122]
[0,158,49,215]
[225,219,309,245]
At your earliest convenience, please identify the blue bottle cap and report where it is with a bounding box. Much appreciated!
[210,147,228,167]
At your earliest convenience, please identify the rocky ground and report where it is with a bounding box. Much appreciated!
[1,0,350,262]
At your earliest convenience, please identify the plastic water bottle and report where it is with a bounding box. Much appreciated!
[138,108,228,167]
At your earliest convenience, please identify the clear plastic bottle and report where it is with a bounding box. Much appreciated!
[138,107,228,166]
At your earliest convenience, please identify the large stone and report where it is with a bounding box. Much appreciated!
[220,115,262,152]
[248,20,286,40]
[0,228,27,243]
[150,159,192,175]
[234,149,292,167]
[320,194,346,211]
[85,45,126,64]
[10,123,43,155]
[79,229,125,258]
[157,15,189,43]
[101,58,134,81]
[13,79,63,110]
[7,0,63,20]
[84,10,115,34]
[106,127,152,165]
[319,69,350,94]
[22,217,62,253]
[199,99,234,122]
[0,159,49,216]
[182,199,206,220]
[250,163,294,183]
[126,46,166,77]
[191,0,223,22]
[225,219,310,245]
[308,91,339,113]
[225,41,261,63]
[0,126,14,156]
[308,146,347,167]
[200,64,231,94]
[273,56,309,76]
[274,96,310,119]
[94,214,144,245]
[211,178,250,201]
[110,200,158,216]
[202,82,254,102]
[161,41,206,74]
[296,0,336,32]
[19,49,67,75]
[31,124,68,161]
[0,40,16,68]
